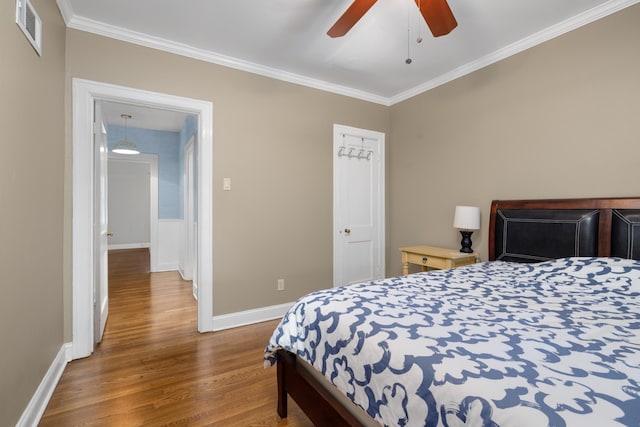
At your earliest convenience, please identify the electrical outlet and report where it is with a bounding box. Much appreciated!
[277,279,285,291]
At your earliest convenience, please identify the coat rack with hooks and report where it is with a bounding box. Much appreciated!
[337,134,373,161]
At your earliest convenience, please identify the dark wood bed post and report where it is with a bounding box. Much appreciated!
[277,350,288,418]
[598,206,613,257]
[488,200,499,260]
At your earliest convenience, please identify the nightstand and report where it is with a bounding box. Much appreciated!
[399,245,476,275]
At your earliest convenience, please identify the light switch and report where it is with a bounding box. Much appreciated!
[223,177,231,191]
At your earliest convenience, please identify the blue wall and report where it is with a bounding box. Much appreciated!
[108,115,198,220]
[108,125,180,219]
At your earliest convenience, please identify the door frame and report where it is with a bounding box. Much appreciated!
[181,137,196,284]
[332,124,385,287]
[72,78,214,360]
[107,152,159,271]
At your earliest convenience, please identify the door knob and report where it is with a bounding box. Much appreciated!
[344,228,351,235]
[107,232,114,237]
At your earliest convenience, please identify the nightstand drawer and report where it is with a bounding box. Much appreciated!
[404,252,449,270]
[399,245,476,275]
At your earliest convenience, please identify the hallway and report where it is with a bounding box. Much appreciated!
[40,249,312,426]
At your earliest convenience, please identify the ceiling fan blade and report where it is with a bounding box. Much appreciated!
[327,0,378,38]
[416,0,457,37]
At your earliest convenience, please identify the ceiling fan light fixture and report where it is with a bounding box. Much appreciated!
[112,114,140,155]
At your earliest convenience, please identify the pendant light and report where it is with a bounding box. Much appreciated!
[112,114,140,155]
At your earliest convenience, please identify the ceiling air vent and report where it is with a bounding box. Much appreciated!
[16,0,42,56]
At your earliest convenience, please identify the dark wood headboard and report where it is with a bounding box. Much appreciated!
[489,197,640,262]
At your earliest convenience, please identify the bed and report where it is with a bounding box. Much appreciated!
[264,197,640,426]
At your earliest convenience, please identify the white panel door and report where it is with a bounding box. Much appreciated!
[93,102,109,344]
[333,124,385,287]
[107,159,151,247]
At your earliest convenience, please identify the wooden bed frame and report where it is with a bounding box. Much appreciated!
[276,197,640,426]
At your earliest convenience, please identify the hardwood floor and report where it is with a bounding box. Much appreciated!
[40,249,313,426]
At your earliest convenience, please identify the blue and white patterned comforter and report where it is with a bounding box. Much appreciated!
[264,257,640,426]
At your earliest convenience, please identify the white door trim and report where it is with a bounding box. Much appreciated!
[108,152,159,271]
[72,78,214,360]
[181,137,195,282]
[332,124,385,287]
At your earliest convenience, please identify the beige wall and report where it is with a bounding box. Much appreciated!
[3,3,638,422]
[64,30,390,326]
[387,4,640,276]
[0,0,66,425]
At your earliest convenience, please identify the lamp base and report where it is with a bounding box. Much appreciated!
[459,231,474,253]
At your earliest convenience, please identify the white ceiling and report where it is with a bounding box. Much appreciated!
[99,101,189,132]
[59,0,638,107]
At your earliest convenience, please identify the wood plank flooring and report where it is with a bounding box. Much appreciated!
[40,249,313,426]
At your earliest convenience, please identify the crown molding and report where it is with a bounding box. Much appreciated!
[57,0,389,106]
[55,0,73,25]
[57,0,638,107]
[391,0,640,104]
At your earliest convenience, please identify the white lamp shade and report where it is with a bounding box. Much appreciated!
[453,206,480,230]
[112,139,140,155]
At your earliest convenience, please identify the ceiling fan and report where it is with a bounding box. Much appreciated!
[327,0,457,38]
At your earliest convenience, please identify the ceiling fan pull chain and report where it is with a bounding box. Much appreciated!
[405,2,412,65]
[416,0,423,43]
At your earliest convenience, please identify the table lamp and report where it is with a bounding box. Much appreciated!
[453,206,480,253]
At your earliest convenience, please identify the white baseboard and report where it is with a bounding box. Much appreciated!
[176,265,197,299]
[156,262,178,272]
[212,302,293,331]
[108,243,150,250]
[17,342,72,427]
[178,264,192,281]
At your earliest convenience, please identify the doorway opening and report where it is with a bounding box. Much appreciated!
[71,78,214,360]
[106,152,158,270]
